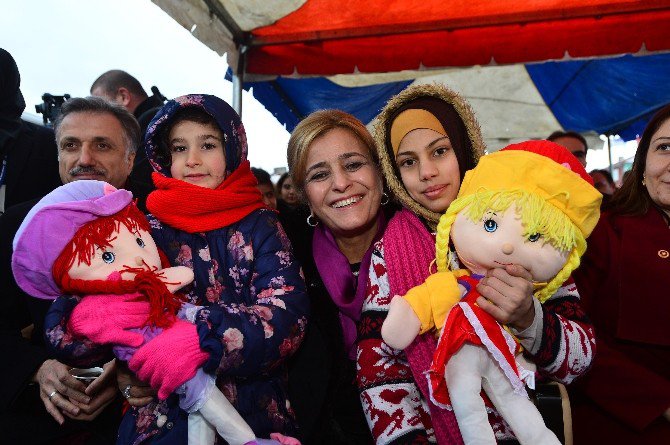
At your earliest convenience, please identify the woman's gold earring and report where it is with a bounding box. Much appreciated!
[642,174,647,186]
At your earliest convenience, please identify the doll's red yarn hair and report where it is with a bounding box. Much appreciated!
[52,202,150,278]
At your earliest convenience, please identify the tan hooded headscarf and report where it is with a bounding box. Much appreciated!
[373,83,485,227]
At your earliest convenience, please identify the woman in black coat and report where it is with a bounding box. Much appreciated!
[284,110,395,444]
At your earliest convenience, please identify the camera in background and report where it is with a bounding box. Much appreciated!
[35,93,70,127]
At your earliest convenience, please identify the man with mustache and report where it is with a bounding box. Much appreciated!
[56,97,138,190]
[0,96,141,444]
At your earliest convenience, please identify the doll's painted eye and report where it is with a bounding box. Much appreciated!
[528,233,541,242]
[483,219,498,232]
[136,237,145,248]
[101,251,116,264]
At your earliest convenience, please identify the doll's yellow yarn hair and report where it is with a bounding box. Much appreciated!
[434,189,586,303]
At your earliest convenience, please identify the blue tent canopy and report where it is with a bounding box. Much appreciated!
[227,74,412,132]
[527,53,670,140]
[230,53,670,141]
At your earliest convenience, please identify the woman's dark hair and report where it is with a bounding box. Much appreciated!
[609,103,670,216]
[276,172,291,195]
[589,169,615,186]
[155,106,222,168]
[251,167,273,187]
[547,130,588,153]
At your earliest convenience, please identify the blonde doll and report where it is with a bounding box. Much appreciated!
[382,140,601,444]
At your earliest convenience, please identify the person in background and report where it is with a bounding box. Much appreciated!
[252,167,278,210]
[286,109,388,444]
[590,168,616,195]
[90,69,166,210]
[572,104,670,445]
[90,70,165,133]
[277,172,300,209]
[0,96,141,444]
[590,168,617,207]
[275,170,311,261]
[0,48,60,214]
[547,130,588,168]
[357,83,596,443]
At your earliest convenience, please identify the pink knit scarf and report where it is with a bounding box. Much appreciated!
[384,208,463,444]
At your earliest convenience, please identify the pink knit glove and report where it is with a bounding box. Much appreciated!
[270,433,302,445]
[128,319,209,400]
[247,434,301,445]
[68,294,150,347]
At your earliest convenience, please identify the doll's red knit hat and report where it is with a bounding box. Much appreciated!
[503,139,594,185]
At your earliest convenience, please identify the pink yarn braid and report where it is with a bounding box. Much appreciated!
[384,208,463,445]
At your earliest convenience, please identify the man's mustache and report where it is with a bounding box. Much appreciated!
[69,166,106,176]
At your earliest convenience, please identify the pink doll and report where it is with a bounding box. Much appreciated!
[12,180,298,445]
[381,141,602,444]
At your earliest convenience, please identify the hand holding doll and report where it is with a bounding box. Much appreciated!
[382,141,602,444]
[476,264,536,330]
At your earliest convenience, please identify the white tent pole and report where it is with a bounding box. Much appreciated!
[607,134,614,176]
[232,45,248,117]
[232,74,242,116]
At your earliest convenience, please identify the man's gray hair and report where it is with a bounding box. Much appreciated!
[53,96,142,155]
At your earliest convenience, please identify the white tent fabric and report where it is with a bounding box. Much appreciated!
[327,65,601,152]
[152,0,304,69]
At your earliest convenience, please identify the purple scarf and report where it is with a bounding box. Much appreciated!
[312,211,387,359]
[384,208,463,445]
